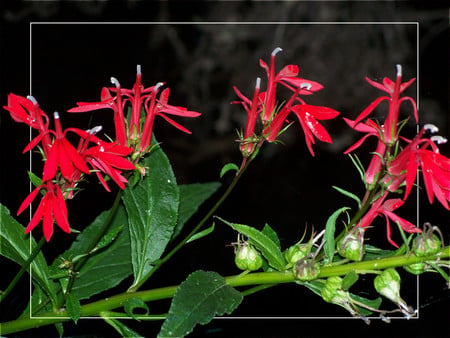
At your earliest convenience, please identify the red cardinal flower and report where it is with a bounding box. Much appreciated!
[353,65,417,145]
[17,181,70,241]
[232,77,262,157]
[357,192,420,247]
[385,125,450,209]
[82,142,136,191]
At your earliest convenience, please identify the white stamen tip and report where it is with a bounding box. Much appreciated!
[110,77,120,88]
[155,82,164,91]
[137,64,142,75]
[54,111,60,119]
[396,64,402,77]
[300,82,312,90]
[424,123,439,133]
[271,47,283,56]
[430,135,447,144]
[87,126,103,134]
[255,77,261,89]
[27,95,38,105]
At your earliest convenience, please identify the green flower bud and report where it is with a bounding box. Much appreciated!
[374,268,413,315]
[412,232,442,257]
[337,231,364,261]
[293,257,320,281]
[404,262,425,275]
[321,276,344,303]
[284,244,311,265]
[235,244,263,271]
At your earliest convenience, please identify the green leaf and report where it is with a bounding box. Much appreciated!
[172,182,221,241]
[53,205,132,300]
[261,223,281,250]
[54,322,64,338]
[65,293,81,324]
[363,245,394,260]
[323,207,350,265]
[90,224,125,253]
[332,186,361,208]
[27,171,42,189]
[349,294,382,316]
[159,270,242,337]
[124,298,150,320]
[0,203,58,307]
[220,163,239,178]
[122,142,180,289]
[341,270,359,290]
[186,223,215,244]
[218,217,286,271]
[103,317,144,337]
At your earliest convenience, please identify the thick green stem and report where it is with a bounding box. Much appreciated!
[3,246,448,335]
[1,236,46,303]
[127,154,255,292]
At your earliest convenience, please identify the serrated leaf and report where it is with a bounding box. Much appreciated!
[342,270,359,290]
[218,217,286,271]
[122,142,180,289]
[172,182,221,241]
[220,163,239,178]
[186,223,215,243]
[0,203,58,307]
[54,322,64,337]
[124,298,149,320]
[103,317,144,337]
[65,293,81,323]
[261,223,281,250]
[332,186,361,208]
[52,205,132,300]
[323,207,350,265]
[159,270,242,337]
[91,224,124,253]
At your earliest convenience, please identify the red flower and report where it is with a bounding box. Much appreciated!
[357,192,419,247]
[353,65,417,145]
[24,112,91,182]
[343,118,387,186]
[259,47,323,122]
[82,142,136,191]
[17,181,70,241]
[232,77,262,157]
[385,126,450,209]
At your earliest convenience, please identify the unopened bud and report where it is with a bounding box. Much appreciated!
[413,223,443,257]
[285,243,311,265]
[293,256,320,281]
[374,268,413,315]
[235,244,263,271]
[337,231,364,261]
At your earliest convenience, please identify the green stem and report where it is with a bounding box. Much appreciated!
[3,246,448,335]
[127,154,256,292]
[0,236,46,303]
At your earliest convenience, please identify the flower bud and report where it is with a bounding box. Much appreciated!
[321,276,345,303]
[404,262,425,275]
[412,226,442,257]
[235,244,263,271]
[337,231,364,261]
[284,243,311,265]
[374,268,413,315]
[293,256,320,281]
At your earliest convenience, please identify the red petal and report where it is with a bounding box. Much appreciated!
[365,77,391,94]
[400,78,416,93]
[42,195,54,241]
[156,113,192,134]
[277,64,298,78]
[24,197,46,235]
[354,96,389,125]
[17,184,44,215]
[67,102,113,113]
[42,144,59,182]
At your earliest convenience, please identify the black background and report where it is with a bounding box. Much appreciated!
[1,1,449,337]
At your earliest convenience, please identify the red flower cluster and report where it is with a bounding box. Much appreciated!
[233,48,339,157]
[68,65,201,155]
[4,95,135,241]
[345,65,450,246]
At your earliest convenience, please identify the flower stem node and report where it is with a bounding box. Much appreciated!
[337,231,364,261]
[403,262,426,275]
[234,243,263,271]
[374,268,413,315]
[412,223,443,257]
[293,256,320,282]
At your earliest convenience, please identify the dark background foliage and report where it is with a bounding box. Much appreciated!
[0,1,448,337]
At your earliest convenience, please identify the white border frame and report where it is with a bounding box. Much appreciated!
[28,21,420,321]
